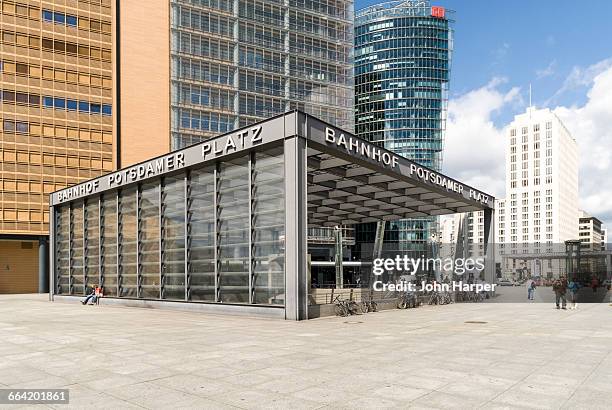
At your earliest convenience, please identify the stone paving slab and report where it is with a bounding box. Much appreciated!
[0,294,611,409]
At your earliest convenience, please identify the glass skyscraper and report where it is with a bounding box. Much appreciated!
[170,0,355,150]
[354,1,454,256]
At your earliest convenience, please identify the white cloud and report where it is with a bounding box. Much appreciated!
[443,78,521,198]
[536,60,556,79]
[443,60,612,228]
[553,64,612,227]
[544,58,612,106]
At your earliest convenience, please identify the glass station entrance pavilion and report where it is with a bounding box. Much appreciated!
[50,111,495,320]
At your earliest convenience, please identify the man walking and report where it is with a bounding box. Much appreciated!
[526,278,535,300]
[552,277,567,310]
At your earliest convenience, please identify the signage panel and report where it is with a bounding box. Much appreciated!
[431,6,445,18]
[51,118,286,205]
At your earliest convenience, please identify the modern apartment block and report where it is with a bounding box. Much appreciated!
[578,210,604,251]
[353,0,454,260]
[119,0,354,157]
[1,0,113,293]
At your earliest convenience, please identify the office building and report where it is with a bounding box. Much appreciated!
[49,111,495,320]
[119,0,354,160]
[579,210,604,251]
[1,0,114,293]
[354,1,454,259]
[496,107,579,278]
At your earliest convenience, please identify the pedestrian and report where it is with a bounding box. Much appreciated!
[591,276,599,293]
[526,278,534,300]
[568,278,579,310]
[530,280,537,301]
[552,277,567,310]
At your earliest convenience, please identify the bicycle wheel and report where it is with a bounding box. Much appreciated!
[360,302,369,314]
[348,301,360,315]
[397,300,407,309]
[370,301,377,312]
[335,303,347,317]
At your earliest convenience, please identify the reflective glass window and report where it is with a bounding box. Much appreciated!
[118,188,137,297]
[162,175,185,300]
[84,199,100,290]
[101,194,118,297]
[189,166,216,301]
[252,148,285,305]
[218,157,249,303]
[139,182,160,299]
[55,205,71,294]
[71,201,84,295]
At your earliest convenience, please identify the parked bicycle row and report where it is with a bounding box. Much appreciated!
[333,290,489,316]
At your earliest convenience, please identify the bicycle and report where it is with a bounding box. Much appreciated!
[333,296,360,317]
[397,291,418,309]
[428,291,452,305]
[472,292,485,303]
[361,296,378,313]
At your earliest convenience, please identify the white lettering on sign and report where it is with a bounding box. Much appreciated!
[469,189,490,205]
[57,180,100,203]
[325,127,399,168]
[408,164,489,205]
[107,152,185,189]
[202,125,263,160]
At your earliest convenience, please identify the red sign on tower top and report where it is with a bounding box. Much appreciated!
[431,6,445,19]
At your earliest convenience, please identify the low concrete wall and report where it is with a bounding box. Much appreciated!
[53,295,285,319]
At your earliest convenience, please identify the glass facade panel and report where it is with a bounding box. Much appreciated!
[119,188,137,297]
[84,199,100,289]
[218,157,250,303]
[189,166,216,301]
[71,201,85,295]
[170,0,354,149]
[162,175,186,300]
[252,148,285,305]
[53,145,286,308]
[55,205,70,294]
[101,194,118,297]
[139,182,160,299]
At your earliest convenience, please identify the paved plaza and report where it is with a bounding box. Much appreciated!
[1,294,611,409]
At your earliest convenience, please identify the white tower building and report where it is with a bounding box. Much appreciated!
[495,107,579,279]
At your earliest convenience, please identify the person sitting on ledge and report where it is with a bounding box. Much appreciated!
[82,284,101,305]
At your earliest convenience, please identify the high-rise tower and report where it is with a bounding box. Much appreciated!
[354,1,454,257]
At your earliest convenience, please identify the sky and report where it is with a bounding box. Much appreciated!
[355,0,612,228]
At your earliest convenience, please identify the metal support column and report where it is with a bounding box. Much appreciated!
[159,180,164,300]
[483,208,496,285]
[136,186,141,298]
[83,201,87,292]
[284,136,308,320]
[68,204,73,294]
[98,197,102,290]
[39,237,48,293]
[214,164,220,302]
[184,173,190,301]
[48,205,55,300]
[248,153,254,304]
[116,192,120,297]
[334,226,344,289]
